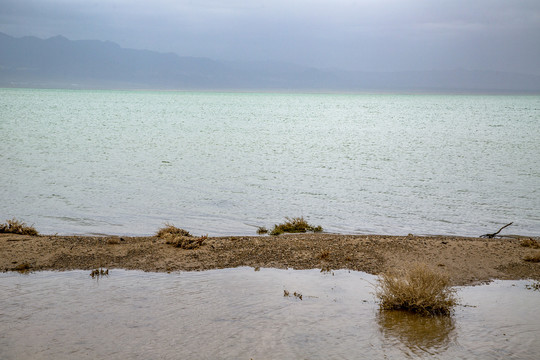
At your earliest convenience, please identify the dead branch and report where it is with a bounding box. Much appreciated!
[481,222,513,238]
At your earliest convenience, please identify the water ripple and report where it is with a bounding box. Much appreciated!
[1,269,539,359]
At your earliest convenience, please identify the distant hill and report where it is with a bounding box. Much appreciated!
[1,32,539,93]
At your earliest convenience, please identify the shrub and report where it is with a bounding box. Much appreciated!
[270,227,284,236]
[156,223,192,238]
[375,263,457,316]
[269,217,323,236]
[0,218,38,236]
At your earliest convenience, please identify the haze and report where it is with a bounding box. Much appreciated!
[1,0,539,75]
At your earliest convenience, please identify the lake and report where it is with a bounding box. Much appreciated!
[1,88,538,236]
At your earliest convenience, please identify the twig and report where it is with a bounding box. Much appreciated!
[481,222,513,238]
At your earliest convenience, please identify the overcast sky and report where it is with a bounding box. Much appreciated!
[1,0,539,74]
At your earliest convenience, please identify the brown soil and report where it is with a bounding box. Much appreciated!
[2,233,539,285]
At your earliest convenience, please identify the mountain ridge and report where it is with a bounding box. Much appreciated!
[1,32,539,93]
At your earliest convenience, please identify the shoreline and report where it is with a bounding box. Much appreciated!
[2,233,539,286]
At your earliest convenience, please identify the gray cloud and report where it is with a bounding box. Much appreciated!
[1,0,539,74]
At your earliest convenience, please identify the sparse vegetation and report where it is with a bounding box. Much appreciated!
[526,281,540,291]
[283,290,303,300]
[375,263,457,316]
[523,251,540,263]
[156,223,192,238]
[165,234,208,249]
[320,266,334,274]
[0,218,38,236]
[13,262,31,273]
[256,226,268,235]
[90,268,109,278]
[269,217,323,235]
[520,238,540,249]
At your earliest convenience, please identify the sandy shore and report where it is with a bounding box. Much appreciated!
[2,233,539,285]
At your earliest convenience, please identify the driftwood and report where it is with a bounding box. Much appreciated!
[481,222,513,238]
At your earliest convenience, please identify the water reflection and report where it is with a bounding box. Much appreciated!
[377,310,456,357]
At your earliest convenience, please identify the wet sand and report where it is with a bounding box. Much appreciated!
[1,233,539,285]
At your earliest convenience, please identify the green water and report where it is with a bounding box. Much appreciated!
[1,88,539,236]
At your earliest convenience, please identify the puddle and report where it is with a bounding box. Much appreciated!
[1,268,539,359]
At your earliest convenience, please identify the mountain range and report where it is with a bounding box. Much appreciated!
[1,32,539,93]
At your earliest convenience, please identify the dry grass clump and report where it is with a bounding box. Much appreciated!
[156,223,192,238]
[269,217,323,235]
[13,262,31,273]
[90,268,109,278]
[520,238,540,249]
[283,290,303,300]
[256,226,268,234]
[165,234,208,250]
[0,218,38,236]
[156,223,206,249]
[523,251,540,263]
[375,263,457,316]
[526,281,540,291]
[106,236,121,245]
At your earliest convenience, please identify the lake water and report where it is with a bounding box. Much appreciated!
[1,268,539,359]
[1,88,539,236]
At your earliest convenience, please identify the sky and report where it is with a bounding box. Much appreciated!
[1,0,539,74]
